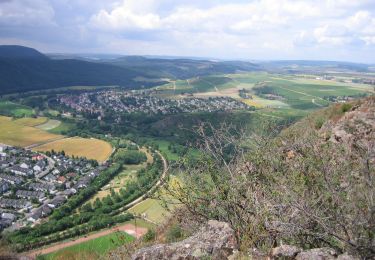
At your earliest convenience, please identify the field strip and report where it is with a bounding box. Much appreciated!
[25,136,67,149]
[275,85,327,101]
[35,119,61,131]
[27,224,147,258]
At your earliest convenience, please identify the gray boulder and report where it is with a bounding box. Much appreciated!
[296,247,337,260]
[132,220,238,260]
[272,245,302,259]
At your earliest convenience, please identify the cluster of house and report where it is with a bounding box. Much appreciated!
[0,144,105,231]
[58,90,252,118]
[323,95,363,103]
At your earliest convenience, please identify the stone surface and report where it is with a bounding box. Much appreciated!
[337,253,359,260]
[295,247,337,260]
[272,245,302,259]
[132,220,238,260]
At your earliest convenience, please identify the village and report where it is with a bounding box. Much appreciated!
[58,90,252,118]
[0,144,106,232]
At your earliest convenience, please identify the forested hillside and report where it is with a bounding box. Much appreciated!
[0,45,260,94]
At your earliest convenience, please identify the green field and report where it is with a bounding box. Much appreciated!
[151,139,180,161]
[48,121,75,134]
[39,232,134,260]
[0,101,34,117]
[154,72,371,111]
[129,198,170,224]
[36,119,61,130]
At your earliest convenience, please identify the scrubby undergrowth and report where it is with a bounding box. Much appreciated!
[160,97,374,259]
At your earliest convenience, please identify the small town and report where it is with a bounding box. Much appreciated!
[58,90,252,118]
[0,143,105,232]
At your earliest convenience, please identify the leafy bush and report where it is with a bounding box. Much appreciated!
[143,229,156,242]
[166,224,183,243]
[341,103,352,113]
[114,149,147,164]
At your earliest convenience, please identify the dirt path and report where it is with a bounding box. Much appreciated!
[25,136,67,149]
[27,223,147,258]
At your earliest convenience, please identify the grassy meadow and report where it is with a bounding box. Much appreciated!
[0,101,35,117]
[38,232,134,260]
[33,137,113,162]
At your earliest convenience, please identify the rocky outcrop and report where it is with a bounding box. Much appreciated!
[132,220,238,260]
[269,246,359,260]
[321,97,375,151]
[131,220,360,260]
[271,245,302,258]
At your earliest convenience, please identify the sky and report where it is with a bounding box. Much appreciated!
[0,0,375,62]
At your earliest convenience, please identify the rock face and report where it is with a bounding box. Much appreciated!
[132,220,238,260]
[321,97,375,151]
[295,248,337,260]
[270,246,359,260]
[272,245,302,259]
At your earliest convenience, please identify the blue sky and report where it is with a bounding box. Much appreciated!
[0,0,375,62]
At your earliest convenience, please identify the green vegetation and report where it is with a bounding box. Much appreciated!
[39,232,134,260]
[114,149,147,164]
[165,98,374,258]
[129,199,169,224]
[0,101,34,117]
[48,121,75,134]
[166,224,184,243]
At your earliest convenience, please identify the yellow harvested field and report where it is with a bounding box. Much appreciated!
[241,98,263,108]
[14,117,48,126]
[0,116,12,122]
[0,116,62,147]
[33,137,113,162]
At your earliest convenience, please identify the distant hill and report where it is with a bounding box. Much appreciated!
[0,46,260,94]
[104,56,260,79]
[259,60,371,72]
[0,45,48,60]
[0,46,166,94]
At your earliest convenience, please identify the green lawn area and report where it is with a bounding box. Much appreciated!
[38,232,134,260]
[129,198,170,224]
[0,101,34,117]
[48,121,76,134]
[150,139,180,161]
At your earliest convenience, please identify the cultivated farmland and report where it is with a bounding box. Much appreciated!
[33,137,113,162]
[0,116,62,147]
[14,117,48,127]
[35,119,61,130]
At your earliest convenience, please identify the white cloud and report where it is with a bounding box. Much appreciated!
[90,0,161,30]
[0,0,55,26]
[1,0,375,62]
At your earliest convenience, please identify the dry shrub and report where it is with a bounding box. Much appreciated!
[163,117,374,258]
